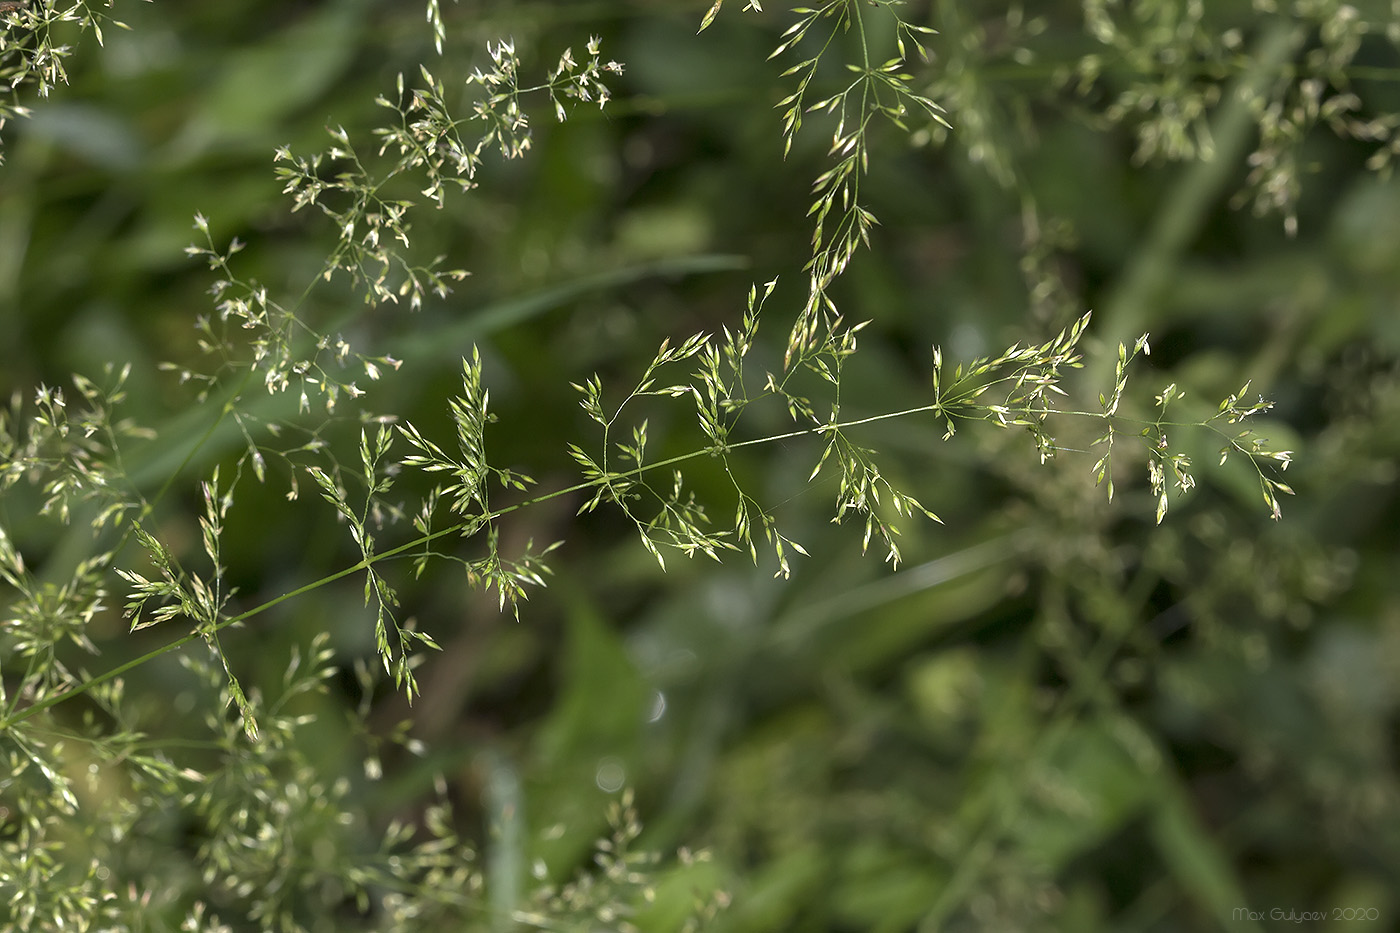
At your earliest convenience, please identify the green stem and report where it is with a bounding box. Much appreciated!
[0,399,881,730]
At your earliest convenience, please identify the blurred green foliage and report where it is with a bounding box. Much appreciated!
[3,0,1400,930]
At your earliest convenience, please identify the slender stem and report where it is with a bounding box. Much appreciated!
[4,358,1292,733]
[0,400,872,729]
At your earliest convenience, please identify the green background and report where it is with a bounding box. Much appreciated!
[2,0,1399,930]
